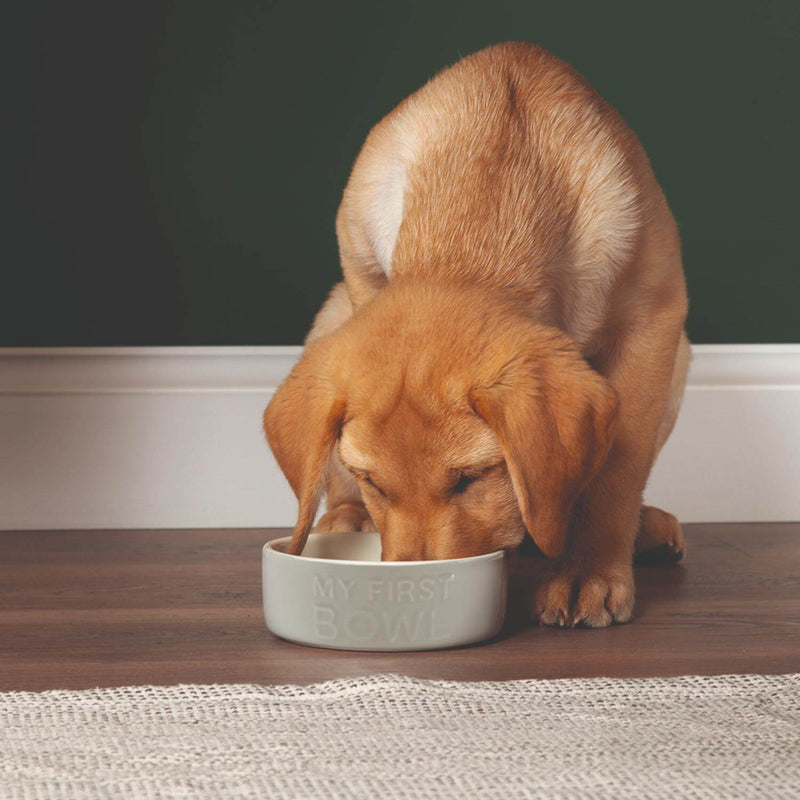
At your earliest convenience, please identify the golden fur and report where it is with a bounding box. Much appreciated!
[264,42,690,627]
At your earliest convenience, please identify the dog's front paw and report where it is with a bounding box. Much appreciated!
[533,564,634,628]
[314,502,376,534]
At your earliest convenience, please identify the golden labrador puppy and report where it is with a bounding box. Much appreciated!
[264,42,689,628]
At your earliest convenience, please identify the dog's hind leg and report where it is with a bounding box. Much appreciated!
[635,505,685,563]
[653,330,691,457]
[635,331,691,563]
[304,282,356,345]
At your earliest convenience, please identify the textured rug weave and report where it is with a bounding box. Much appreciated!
[1,673,798,800]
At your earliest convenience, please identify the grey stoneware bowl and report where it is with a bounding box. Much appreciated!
[262,531,507,651]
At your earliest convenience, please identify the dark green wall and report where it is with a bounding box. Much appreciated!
[6,0,799,345]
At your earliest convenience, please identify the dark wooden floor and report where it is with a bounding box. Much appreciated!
[1,524,798,691]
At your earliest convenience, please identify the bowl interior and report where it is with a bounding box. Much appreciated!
[269,531,383,561]
[267,531,505,565]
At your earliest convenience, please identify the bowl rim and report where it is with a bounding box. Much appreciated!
[263,531,506,567]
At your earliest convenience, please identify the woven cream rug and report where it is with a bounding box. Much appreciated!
[1,673,798,799]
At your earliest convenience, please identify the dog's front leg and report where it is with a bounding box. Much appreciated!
[313,449,376,533]
[535,306,686,628]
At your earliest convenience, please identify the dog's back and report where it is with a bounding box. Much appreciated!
[336,42,660,349]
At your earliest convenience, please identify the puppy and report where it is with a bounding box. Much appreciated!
[264,42,689,628]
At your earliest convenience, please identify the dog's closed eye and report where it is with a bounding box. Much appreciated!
[352,471,387,498]
[451,472,481,495]
[364,474,387,497]
[447,460,505,498]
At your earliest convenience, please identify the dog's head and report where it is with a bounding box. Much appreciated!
[264,282,617,560]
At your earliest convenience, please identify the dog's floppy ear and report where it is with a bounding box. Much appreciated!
[263,339,347,555]
[469,332,618,558]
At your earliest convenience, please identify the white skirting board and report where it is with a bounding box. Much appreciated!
[0,345,798,530]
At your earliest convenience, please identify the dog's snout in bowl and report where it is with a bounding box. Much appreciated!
[380,538,498,563]
[262,531,507,651]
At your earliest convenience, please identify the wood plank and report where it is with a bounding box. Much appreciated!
[1,524,798,691]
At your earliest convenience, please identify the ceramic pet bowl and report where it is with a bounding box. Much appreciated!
[262,531,507,651]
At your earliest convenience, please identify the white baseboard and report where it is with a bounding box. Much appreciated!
[1,345,798,530]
